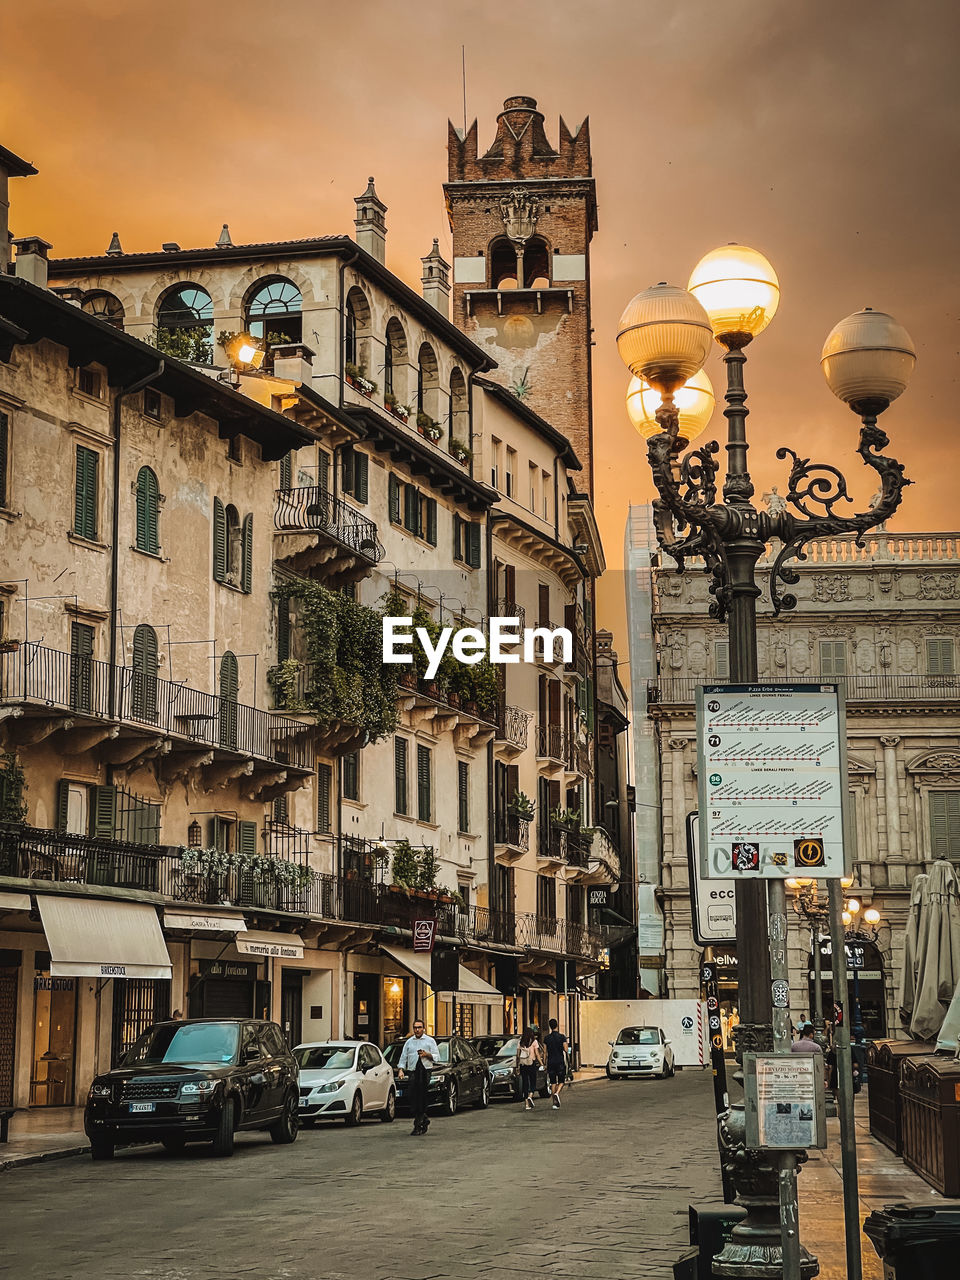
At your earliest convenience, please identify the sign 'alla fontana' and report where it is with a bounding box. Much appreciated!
[382,617,572,679]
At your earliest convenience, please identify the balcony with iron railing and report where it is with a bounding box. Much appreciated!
[495,704,530,754]
[495,599,526,630]
[274,486,383,579]
[537,822,592,868]
[536,723,569,764]
[0,644,313,772]
[0,822,622,964]
[494,812,530,854]
[648,674,960,707]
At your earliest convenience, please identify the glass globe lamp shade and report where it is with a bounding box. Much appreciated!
[687,244,780,344]
[842,911,852,927]
[840,875,855,889]
[821,308,915,414]
[616,283,713,394]
[863,907,881,926]
[625,368,716,444]
[845,898,861,916]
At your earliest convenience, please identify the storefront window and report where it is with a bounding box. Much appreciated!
[454,1004,474,1037]
[382,976,407,1043]
[31,957,77,1106]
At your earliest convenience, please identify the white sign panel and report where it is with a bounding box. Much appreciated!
[686,812,737,944]
[745,1053,827,1150]
[697,684,848,880]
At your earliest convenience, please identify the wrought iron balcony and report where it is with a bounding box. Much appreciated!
[494,812,530,851]
[495,599,526,629]
[0,644,313,770]
[495,704,530,752]
[536,723,569,762]
[537,822,592,867]
[274,486,383,565]
[648,674,960,706]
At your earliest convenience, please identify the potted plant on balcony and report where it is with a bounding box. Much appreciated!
[416,412,442,442]
[507,790,535,822]
[390,838,421,894]
[266,658,306,712]
[344,362,378,397]
[449,438,472,465]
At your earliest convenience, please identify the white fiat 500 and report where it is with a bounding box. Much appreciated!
[606,1026,675,1079]
[294,1041,396,1126]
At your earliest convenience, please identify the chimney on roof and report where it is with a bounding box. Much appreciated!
[13,236,52,288]
[0,142,38,271]
[106,231,123,255]
[217,223,233,248]
[354,176,387,264]
[420,239,451,317]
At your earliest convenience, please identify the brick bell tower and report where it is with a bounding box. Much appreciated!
[445,96,598,492]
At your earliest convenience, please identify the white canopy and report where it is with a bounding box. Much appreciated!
[38,896,172,980]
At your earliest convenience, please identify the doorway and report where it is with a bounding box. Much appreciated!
[353,973,380,1041]
[281,972,304,1048]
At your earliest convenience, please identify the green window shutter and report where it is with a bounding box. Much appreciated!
[416,744,431,822]
[317,763,332,832]
[131,624,159,721]
[467,522,482,569]
[92,784,117,839]
[318,451,331,495]
[0,411,8,508]
[277,597,291,662]
[342,446,355,496]
[388,473,401,524]
[238,820,258,857]
[403,484,418,534]
[453,513,462,561]
[927,638,956,676]
[714,640,730,680]
[219,651,239,749]
[343,752,359,801]
[70,621,95,713]
[55,779,70,832]
[212,497,227,582]
[930,792,960,859]
[425,498,437,546]
[355,451,368,504]
[458,760,469,833]
[394,737,408,816]
[819,640,847,676]
[279,453,293,491]
[241,513,253,594]
[75,446,98,539]
[273,792,288,824]
[135,467,159,554]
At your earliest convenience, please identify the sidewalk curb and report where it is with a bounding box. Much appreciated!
[0,1143,89,1172]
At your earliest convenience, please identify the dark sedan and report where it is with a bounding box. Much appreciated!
[469,1036,550,1100]
[383,1035,490,1115]
[84,1018,299,1159]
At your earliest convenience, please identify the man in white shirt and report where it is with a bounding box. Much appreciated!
[396,1020,440,1136]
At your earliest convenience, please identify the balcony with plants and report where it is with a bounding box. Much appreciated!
[274,485,383,584]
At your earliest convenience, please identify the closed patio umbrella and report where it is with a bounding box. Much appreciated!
[897,873,927,1028]
[909,860,960,1042]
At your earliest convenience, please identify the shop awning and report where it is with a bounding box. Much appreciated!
[0,891,31,912]
[380,946,502,1006]
[37,897,172,980]
[519,975,557,993]
[235,929,304,960]
[162,909,247,934]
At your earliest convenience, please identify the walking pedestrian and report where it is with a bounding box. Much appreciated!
[516,1027,544,1111]
[790,1023,822,1054]
[396,1019,439,1136]
[543,1018,569,1110]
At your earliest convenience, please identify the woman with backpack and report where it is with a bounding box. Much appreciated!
[516,1027,544,1111]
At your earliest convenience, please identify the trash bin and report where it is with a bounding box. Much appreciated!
[866,1039,935,1154]
[864,1201,960,1277]
[900,1055,960,1196]
[672,1246,699,1279]
[688,1202,746,1276]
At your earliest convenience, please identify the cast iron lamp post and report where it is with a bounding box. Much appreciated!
[617,246,915,1280]
[842,899,883,1040]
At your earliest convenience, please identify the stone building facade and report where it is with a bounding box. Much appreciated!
[644,524,960,1038]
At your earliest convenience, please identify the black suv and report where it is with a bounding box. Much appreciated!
[84,1018,299,1159]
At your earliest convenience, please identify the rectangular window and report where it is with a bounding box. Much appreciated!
[818,640,847,677]
[715,640,730,680]
[490,436,501,489]
[317,450,331,495]
[388,473,401,524]
[464,522,482,569]
[316,763,332,832]
[529,461,538,512]
[74,445,98,540]
[77,367,103,399]
[0,410,8,508]
[926,638,956,676]
[542,470,551,519]
[458,760,469,833]
[394,737,408,816]
[536,874,556,921]
[505,446,516,498]
[424,496,438,546]
[453,513,463,562]
[343,752,360,802]
[342,446,368,504]
[227,435,242,463]
[929,791,960,860]
[403,484,420,536]
[417,744,432,822]
[538,584,550,627]
[143,388,162,420]
[69,621,95,714]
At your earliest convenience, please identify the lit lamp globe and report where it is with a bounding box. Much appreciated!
[616,283,713,395]
[625,368,716,446]
[821,308,915,418]
[863,908,881,926]
[688,244,780,347]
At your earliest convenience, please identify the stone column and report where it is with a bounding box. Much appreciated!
[880,735,905,887]
[668,737,688,874]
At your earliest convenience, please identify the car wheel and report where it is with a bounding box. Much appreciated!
[212,1097,235,1157]
[445,1080,458,1116]
[606,1064,616,1080]
[380,1089,396,1122]
[161,1135,186,1154]
[667,1060,676,1078]
[345,1091,363,1127]
[270,1091,299,1144]
[474,1077,490,1109]
[90,1136,115,1161]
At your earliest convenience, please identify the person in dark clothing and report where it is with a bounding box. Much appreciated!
[516,1027,544,1111]
[543,1018,569,1110]
[396,1020,439,1136]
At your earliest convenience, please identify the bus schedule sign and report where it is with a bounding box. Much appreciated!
[696,684,849,881]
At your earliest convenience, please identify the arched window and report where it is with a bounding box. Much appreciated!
[449,367,468,449]
[523,237,551,288]
[344,287,371,373]
[489,238,518,290]
[131,624,159,723]
[384,317,407,401]
[135,466,160,554]
[219,651,239,749]
[225,504,242,581]
[212,499,251,592]
[156,284,213,364]
[417,343,440,431]
[81,291,124,329]
[245,278,302,345]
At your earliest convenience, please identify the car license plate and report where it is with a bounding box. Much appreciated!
[129,1101,155,1112]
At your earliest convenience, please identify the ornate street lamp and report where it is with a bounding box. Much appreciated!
[842,898,883,1041]
[618,246,914,1280]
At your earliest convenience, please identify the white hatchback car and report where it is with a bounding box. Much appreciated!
[294,1041,396,1126]
[606,1026,675,1079]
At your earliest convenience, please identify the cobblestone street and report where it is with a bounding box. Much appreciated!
[4,1072,722,1280]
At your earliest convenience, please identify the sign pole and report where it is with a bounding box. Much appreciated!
[768,877,802,1280]
[701,953,735,1203]
[827,878,862,1280]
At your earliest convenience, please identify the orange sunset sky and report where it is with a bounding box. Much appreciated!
[3,1,958,647]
